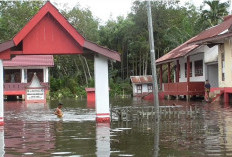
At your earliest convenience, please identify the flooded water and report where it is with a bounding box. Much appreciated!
[2,98,232,156]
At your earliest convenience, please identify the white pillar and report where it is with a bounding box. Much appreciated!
[24,69,27,83]
[46,68,49,82]
[94,55,110,123]
[0,127,4,156]
[21,68,24,83]
[0,60,4,125]
[96,123,110,156]
[43,68,46,82]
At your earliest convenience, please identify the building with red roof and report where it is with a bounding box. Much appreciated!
[130,75,153,96]
[0,1,121,123]
[187,15,232,103]
[3,55,54,99]
[155,16,232,99]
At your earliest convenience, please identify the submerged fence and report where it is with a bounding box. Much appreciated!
[111,105,200,121]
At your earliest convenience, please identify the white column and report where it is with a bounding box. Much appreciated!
[96,123,110,156]
[0,60,4,125]
[43,68,46,82]
[21,68,24,83]
[46,68,49,82]
[94,55,110,122]
[0,127,4,156]
[24,69,27,83]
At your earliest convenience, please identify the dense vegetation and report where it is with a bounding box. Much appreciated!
[0,1,229,99]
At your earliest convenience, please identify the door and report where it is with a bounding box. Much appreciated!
[207,64,218,88]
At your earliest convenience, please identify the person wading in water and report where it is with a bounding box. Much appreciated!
[54,103,63,118]
[205,80,211,102]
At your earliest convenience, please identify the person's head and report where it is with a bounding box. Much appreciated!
[206,79,209,83]
[58,103,63,108]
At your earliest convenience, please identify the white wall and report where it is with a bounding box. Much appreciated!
[204,45,218,63]
[176,45,218,83]
[179,53,206,82]
[132,83,151,95]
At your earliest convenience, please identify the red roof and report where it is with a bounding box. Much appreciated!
[156,37,199,64]
[84,41,120,61]
[3,55,54,67]
[189,15,232,44]
[0,1,120,62]
[157,15,232,64]
[13,1,85,47]
[130,76,153,84]
[85,88,95,92]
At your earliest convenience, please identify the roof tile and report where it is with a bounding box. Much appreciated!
[3,55,54,67]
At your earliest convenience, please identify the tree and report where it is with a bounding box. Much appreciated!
[200,0,229,27]
[0,1,44,42]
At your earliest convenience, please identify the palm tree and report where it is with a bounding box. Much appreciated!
[201,1,229,27]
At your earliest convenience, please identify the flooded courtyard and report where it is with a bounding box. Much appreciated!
[1,98,232,156]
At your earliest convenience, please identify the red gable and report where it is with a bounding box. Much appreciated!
[13,1,85,47]
[0,1,120,61]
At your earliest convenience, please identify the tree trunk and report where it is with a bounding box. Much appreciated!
[83,57,92,80]
[79,56,88,85]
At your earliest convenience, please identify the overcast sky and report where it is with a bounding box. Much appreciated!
[51,0,230,24]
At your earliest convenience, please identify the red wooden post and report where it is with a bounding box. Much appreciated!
[160,64,163,90]
[186,56,190,100]
[168,62,171,83]
[176,60,179,83]
[224,92,229,103]
[187,56,190,84]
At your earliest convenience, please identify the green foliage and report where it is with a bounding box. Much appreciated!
[0,1,228,99]
[200,0,229,27]
[109,78,132,96]
[50,77,87,99]
[0,1,44,42]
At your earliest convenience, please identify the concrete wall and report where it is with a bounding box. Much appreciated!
[175,45,218,83]
[179,53,206,82]
[132,83,150,95]
[204,45,218,63]
[218,40,232,87]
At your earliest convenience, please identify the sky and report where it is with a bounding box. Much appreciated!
[51,0,230,24]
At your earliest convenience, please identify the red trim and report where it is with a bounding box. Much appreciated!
[168,62,171,83]
[96,113,110,123]
[176,60,179,83]
[4,91,25,95]
[96,117,110,123]
[96,113,110,116]
[187,56,190,84]
[0,117,4,126]
[160,64,163,90]
[84,40,120,62]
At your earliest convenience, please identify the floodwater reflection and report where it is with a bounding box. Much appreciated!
[2,99,232,156]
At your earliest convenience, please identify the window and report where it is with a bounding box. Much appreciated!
[4,69,21,83]
[147,84,153,92]
[194,60,203,76]
[185,62,192,77]
[27,69,44,83]
[136,84,142,94]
